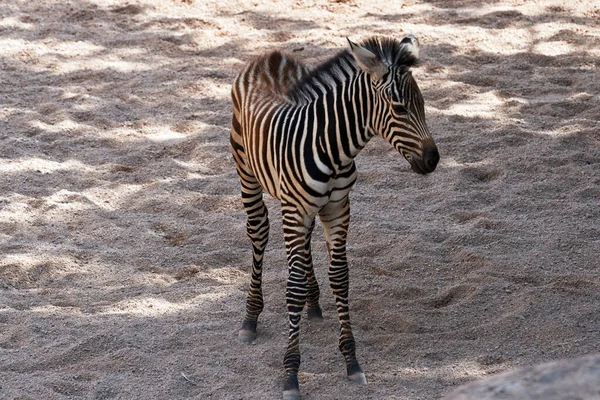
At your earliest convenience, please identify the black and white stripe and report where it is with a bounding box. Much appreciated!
[230,35,439,400]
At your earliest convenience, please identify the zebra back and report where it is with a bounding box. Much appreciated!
[232,51,309,109]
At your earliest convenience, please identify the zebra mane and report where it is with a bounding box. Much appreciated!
[286,36,419,103]
[359,36,420,69]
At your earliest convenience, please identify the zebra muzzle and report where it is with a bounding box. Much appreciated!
[410,139,439,175]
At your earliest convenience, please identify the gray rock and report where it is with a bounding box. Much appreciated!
[443,353,600,400]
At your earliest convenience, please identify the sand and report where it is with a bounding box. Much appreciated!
[0,0,599,399]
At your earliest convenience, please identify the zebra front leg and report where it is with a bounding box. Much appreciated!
[282,207,314,400]
[239,187,269,343]
[305,218,323,321]
[319,196,366,385]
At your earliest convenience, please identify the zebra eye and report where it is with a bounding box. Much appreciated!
[392,103,408,116]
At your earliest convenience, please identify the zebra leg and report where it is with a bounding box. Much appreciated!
[305,218,323,321]
[281,206,314,400]
[238,179,270,343]
[319,196,367,385]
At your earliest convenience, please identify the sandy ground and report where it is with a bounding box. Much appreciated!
[0,0,599,399]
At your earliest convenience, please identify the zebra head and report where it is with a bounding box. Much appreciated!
[348,35,439,175]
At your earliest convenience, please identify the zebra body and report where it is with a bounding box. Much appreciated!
[232,53,358,208]
[230,35,439,400]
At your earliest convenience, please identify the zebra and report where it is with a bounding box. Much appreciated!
[230,35,439,400]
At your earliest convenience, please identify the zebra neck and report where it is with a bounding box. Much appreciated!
[312,71,376,171]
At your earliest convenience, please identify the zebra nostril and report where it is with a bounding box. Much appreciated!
[423,145,439,172]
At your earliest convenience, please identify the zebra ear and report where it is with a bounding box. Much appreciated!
[400,34,420,60]
[347,38,388,81]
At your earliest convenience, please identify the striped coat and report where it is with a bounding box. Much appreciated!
[230,35,439,400]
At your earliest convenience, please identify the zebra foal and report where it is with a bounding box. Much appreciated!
[230,35,439,399]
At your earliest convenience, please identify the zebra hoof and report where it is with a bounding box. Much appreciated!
[307,307,323,321]
[348,371,367,385]
[282,389,301,400]
[238,329,257,343]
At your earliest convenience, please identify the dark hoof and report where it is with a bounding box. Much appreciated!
[239,319,258,343]
[283,374,300,399]
[348,371,367,385]
[307,307,323,321]
[238,329,257,343]
[282,389,301,400]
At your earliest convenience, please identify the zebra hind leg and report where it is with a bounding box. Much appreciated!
[305,218,323,321]
[238,181,270,343]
